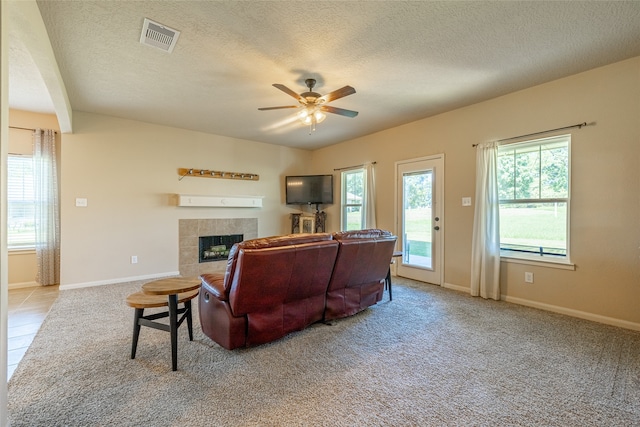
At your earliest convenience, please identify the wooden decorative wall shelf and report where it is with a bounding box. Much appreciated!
[178,168,259,181]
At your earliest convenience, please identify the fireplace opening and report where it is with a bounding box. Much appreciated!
[199,234,243,263]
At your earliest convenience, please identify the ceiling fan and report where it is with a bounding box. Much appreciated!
[258,78,358,131]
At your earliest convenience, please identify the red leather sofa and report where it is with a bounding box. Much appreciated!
[199,230,396,350]
[199,233,339,350]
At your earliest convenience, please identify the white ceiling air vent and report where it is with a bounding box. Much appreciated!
[140,18,180,53]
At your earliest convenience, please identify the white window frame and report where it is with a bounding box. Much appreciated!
[497,135,572,266]
[7,154,36,250]
[341,168,365,231]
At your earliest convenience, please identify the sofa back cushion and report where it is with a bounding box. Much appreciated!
[222,233,333,298]
[326,229,397,318]
[330,229,397,286]
[225,234,339,346]
[228,238,337,314]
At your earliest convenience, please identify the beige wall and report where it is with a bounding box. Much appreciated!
[7,251,36,287]
[10,58,639,328]
[59,112,311,287]
[312,57,640,327]
[7,109,60,287]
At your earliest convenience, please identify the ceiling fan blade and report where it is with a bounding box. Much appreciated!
[318,86,356,103]
[258,106,299,111]
[273,84,306,103]
[320,105,359,118]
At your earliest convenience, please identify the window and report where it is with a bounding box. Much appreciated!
[341,169,364,230]
[497,135,570,261]
[7,155,36,249]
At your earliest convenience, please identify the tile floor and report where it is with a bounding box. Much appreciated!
[7,285,59,379]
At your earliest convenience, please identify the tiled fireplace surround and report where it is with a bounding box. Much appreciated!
[179,218,258,277]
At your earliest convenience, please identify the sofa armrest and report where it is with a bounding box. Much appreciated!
[200,274,227,301]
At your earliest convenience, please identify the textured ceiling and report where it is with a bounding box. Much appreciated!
[9,1,640,149]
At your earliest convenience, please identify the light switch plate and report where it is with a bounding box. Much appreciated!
[462,197,472,206]
[75,198,88,207]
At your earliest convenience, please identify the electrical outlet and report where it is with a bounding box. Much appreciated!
[525,272,534,283]
[131,256,138,264]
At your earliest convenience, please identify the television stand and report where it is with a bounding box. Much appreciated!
[290,211,326,234]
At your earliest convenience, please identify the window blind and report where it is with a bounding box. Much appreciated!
[7,155,36,248]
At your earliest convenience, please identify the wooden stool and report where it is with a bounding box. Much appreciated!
[126,288,199,369]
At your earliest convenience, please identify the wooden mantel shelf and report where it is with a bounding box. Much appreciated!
[177,194,263,208]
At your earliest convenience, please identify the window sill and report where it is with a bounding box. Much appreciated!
[8,248,36,255]
[500,254,575,271]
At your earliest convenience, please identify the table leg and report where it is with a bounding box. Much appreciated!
[168,294,178,371]
[186,299,194,341]
[131,308,143,359]
[385,268,393,301]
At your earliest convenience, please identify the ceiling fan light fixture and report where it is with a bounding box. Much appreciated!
[298,106,325,125]
[298,109,310,120]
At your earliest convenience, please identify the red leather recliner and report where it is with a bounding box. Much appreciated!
[199,233,339,350]
[324,229,397,321]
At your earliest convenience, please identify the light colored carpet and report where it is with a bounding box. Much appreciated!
[8,277,640,426]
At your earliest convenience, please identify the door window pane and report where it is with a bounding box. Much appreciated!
[402,171,432,269]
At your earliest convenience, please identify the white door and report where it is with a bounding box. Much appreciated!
[396,155,444,285]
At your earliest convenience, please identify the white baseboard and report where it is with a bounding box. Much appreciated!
[59,271,181,291]
[442,282,469,293]
[443,282,640,332]
[8,281,39,290]
[502,295,640,332]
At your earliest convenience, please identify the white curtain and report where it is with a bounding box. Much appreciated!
[470,142,501,300]
[33,129,60,286]
[363,162,377,228]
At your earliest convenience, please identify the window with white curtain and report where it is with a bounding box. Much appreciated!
[341,168,365,230]
[497,135,570,261]
[7,155,36,249]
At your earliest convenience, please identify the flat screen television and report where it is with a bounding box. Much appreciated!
[285,174,333,205]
